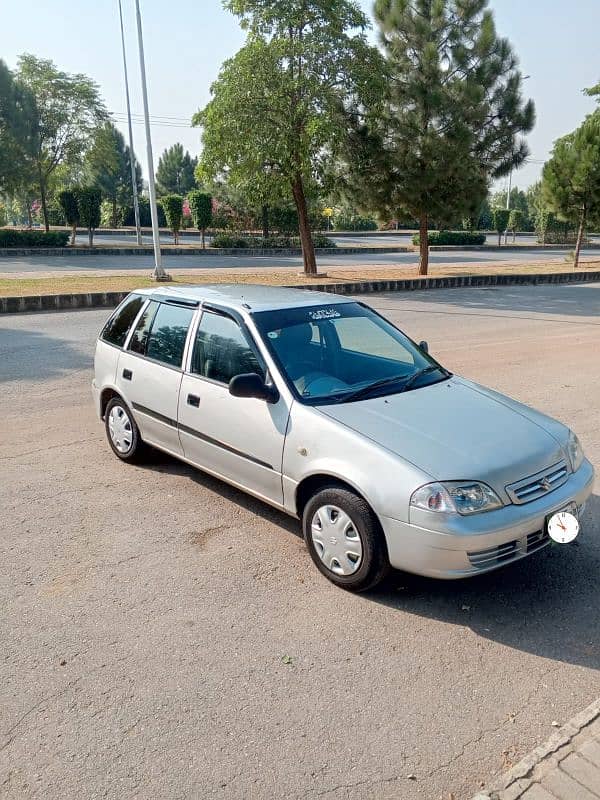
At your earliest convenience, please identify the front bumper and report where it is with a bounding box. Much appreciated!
[380,459,595,579]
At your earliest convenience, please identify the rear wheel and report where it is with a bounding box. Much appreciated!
[104,396,145,463]
[302,486,390,592]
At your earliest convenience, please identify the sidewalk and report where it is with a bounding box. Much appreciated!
[473,698,600,800]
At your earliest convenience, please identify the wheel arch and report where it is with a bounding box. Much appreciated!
[295,473,372,518]
[100,386,124,419]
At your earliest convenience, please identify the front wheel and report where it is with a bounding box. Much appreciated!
[302,486,390,592]
[104,396,145,463]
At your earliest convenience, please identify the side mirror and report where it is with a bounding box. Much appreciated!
[229,373,279,403]
[419,340,429,354]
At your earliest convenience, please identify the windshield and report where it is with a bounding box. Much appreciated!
[252,302,450,404]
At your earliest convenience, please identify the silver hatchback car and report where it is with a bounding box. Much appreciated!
[92,285,594,591]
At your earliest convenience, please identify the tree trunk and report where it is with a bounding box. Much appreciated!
[70,224,76,246]
[112,197,118,229]
[574,205,587,270]
[88,228,93,247]
[291,173,317,275]
[497,230,502,246]
[418,212,429,276]
[27,202,33,229]
[38,169,49,232]
[262,204,269,239]
[201,228,205,249]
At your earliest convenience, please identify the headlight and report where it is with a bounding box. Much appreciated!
[567,431,584,472]
[410,481,503,515]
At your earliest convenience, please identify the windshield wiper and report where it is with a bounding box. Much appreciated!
[336,373,411,403]
[398,365,449,393]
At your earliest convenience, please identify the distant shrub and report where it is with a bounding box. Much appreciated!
[334,214,378,231]
[161,194,184,244]
[412,230,486,246]
[123,197,167,228]
[211,233,337,249]
[0,230,69,247]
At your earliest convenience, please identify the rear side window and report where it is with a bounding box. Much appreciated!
[145,303,194,367]
[101,294,144,348]
[128,301,159,355]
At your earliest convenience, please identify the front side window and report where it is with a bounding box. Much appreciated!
[191,310,264,384]
[144,303,194,367]
[252,302,449,403]
[100,294,144,348]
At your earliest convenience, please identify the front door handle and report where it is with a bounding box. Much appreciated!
[122,368,133,381]
[187,393,200,407]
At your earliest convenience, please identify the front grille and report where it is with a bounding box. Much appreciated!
[506,460,569,505]
[526,529,550,553]
[467,540,518,568]
[467,529,551,570]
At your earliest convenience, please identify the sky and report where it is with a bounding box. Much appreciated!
[3,0,600,192]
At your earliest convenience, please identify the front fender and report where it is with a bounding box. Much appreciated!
[282,403,431,519]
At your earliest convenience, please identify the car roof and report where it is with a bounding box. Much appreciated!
[133,283,352,312]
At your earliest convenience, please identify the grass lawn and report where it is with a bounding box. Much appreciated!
[0,259,598,298]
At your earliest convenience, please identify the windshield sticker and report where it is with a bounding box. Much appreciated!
[309,308,341,320]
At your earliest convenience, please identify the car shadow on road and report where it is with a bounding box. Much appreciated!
[371,493,600,671]
[137,448,302,539]
[137,449,598,671]
[370,282,600,320]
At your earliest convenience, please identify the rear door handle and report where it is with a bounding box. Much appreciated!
[187,394,200,407]
[122,369,133,381]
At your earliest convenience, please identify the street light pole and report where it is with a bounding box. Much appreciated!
[118,0,142,247]
[134,0,169,280]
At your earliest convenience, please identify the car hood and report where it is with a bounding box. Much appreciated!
[317,376,568,498]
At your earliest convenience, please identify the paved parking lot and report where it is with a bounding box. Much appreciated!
[1,283,599,800]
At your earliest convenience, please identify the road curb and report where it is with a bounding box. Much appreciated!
[0,245,411,258]
[471,697,600,799]
[2,268,600,315]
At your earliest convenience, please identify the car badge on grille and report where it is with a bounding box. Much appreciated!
[539,477,552,491]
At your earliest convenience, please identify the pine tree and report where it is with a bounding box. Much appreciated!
[543,111,600,269]
[336,0,534,274]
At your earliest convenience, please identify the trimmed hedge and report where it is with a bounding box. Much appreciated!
[412,230,486,246]
[212,233,337,249]
[0,230,70,248]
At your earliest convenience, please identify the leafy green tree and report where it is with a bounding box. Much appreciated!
[542,112,600,269]
[508,209,523,242]
[156,144,197,196]
[188,190,213,247]
[0,59,37,196]
[75,186,101,246]
[335,0,534,274]
[492,208,510,245]
[87,121,142,227]
[16,54,106,231]
[194,0,385,275]
[57,189,79,245]
[161,194,184,243]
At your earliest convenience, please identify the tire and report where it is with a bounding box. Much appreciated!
[104,396,146,463]
[302,485,390,592]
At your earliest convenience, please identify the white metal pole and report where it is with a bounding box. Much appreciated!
[134,0,168,280]
[118,0,142,247]
[503,168,512,246]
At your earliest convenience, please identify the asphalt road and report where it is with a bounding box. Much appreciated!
[1,283,599,800]
[2,246,599,276]
[74,232,600,248]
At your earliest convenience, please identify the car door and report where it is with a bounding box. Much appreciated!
[116,299,196,455]
[178,307,289,506]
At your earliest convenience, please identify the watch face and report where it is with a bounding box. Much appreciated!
[547,511,579,544]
